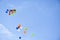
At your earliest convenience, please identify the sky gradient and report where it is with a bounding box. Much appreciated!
[0,0,60,40]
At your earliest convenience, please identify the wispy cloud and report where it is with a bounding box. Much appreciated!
[0,24,18,40]
[0,24,13,37]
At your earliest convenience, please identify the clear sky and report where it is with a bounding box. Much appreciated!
[0,0,60,40]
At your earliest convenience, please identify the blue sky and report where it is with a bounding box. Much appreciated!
[0,0,60,40]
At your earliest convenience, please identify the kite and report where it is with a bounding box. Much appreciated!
[16,24,22,32]
[24,27,28,31]
[31,33,35,37]
[19,36,21,39]
[23,30,27,35]
[6,9,16,16]
[6,9,9,13]
[23,27,28,35]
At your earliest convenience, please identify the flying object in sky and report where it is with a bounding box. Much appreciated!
[23,27,28,35]
[19,36,21,39]
[16,24,22,32]
[6,9,16,16]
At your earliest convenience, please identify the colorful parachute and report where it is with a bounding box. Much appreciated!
[6,9,16,16]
